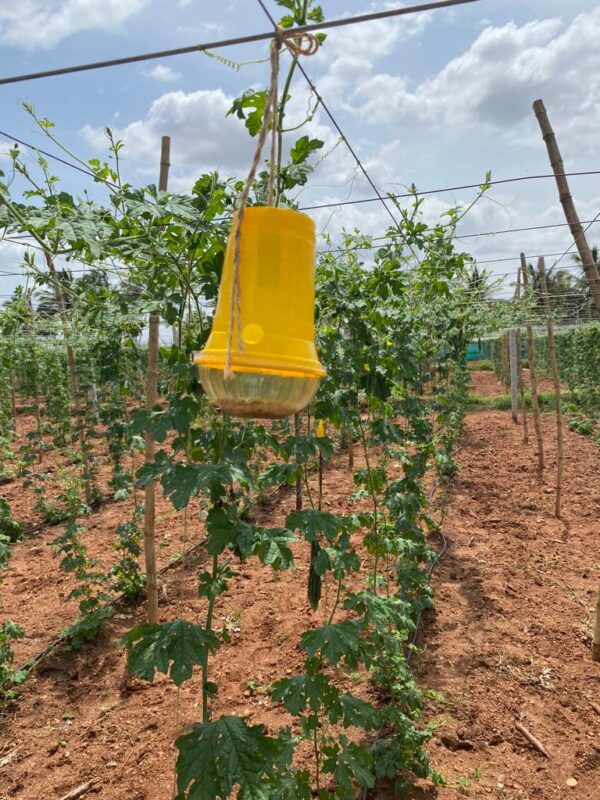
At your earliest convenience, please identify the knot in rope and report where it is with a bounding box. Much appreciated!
[281,30,321,57]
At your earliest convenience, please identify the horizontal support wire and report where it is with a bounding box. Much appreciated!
[262,0,401,229]
[0,0,479,86]
[2,129,599,217]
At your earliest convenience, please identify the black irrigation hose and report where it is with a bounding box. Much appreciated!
[20,495,110,539]
[13,468,302,676]
[16,535,210,675]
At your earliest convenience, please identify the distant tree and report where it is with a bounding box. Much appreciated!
[525,258,595,323]
[35,268,74,316]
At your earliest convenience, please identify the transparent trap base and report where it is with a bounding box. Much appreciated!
[198,367,320,419]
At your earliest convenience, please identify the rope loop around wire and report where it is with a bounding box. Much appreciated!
[282,30,321,56]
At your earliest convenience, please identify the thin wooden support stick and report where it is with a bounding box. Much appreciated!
[143,134,171,624]
[515,267,528,442]
[294,412,303,511]
[502,332,510,392]
[537,256,563,518]
[533,99,600,313]
[593,584,600,662]
[521,255,544,473]
[509,328,518,423]
[515,722,550,759]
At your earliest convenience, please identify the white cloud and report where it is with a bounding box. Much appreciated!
[316,1,432,98]
[346,7,600,157]
[142,64,182,83]
[80,88,258,189]
[0,0,150,50]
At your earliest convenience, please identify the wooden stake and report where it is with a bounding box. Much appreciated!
[533,99,600,314]
[515,722,550,759]
[535,102,600,662]
[515,268,528,443]
[502,332,510,392]
[348,427,354,471]
[509,328,519,423]
[28,297,44,462]
[159,135,171,192]
[593,584,600,662]
[143,135,170,624]
[9,368,17,433]
[521,256,544,472]
[538,257,563,518]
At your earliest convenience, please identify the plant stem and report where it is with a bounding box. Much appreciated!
[358,416,380,591]
[202,553,219,723]
[327,578,343,625]
[313,725,321,793]
[303,465,315,509]
[274,0,309,207]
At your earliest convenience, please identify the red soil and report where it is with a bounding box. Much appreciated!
[1,372,598,799]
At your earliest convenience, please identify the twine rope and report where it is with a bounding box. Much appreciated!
[224,30,320,380]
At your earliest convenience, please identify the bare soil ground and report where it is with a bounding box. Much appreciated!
[1,372,599,800]
[469,369,558,399]
[410,372,600,799]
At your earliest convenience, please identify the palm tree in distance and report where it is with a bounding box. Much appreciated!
[525,258,594,324]
[35,267,110,315]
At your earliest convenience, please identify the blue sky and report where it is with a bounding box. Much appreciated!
[1,0,600,301]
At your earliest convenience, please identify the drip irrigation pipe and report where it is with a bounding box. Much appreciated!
[19,494,111,539]
[17,535,209,676]
[12,470,303,678]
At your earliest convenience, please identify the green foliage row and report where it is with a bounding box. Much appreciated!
[0,0,486,792]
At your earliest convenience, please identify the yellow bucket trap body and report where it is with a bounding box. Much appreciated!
[195,207,326,418]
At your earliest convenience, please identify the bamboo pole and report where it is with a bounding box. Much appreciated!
[502,332,510,392]
[593,584,600,662]
[143,135,170,624]
[9,368,17,433]
[537,257,563,518]
[521,255,543,472]
[533,101,600,659]
[509,329,518,423]
[348,427,354,471]
[159,135,171,192]
[515,268,528,443]
[27,297,44,461]
[533,99,600,314]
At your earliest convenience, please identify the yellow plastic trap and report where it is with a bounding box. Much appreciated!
[195,207,326,418]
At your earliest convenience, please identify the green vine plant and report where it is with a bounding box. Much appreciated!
[50,475,113,649]
[0,621,26,704]
[0,0,493,789]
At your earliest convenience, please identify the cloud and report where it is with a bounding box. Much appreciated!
[79,80,348,194]
[346,7,600,155]
[316,1,432,98]
[0,0,150,50]
[142,64,182,83]
[80,88,257,189]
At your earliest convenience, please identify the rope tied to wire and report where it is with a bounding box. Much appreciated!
[223,29,320,380]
